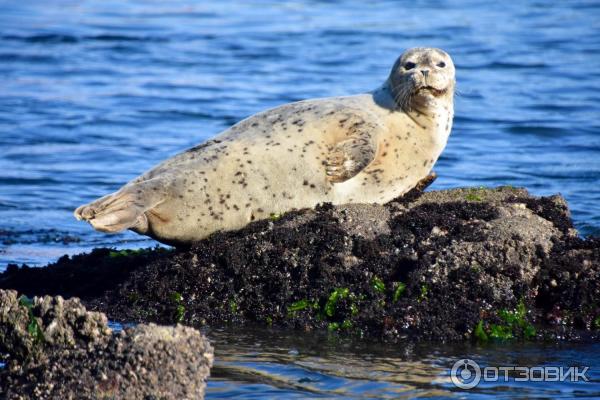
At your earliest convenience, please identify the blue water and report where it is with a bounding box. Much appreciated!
[207,327,600,399]
[1,1,599,398]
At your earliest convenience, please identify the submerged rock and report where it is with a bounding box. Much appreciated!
[1,186,599,342]
[0,289,213,399]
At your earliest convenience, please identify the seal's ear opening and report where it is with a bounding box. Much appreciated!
[388,53,406,80]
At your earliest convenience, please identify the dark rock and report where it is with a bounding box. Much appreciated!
[534,237,600,334]
[0,186,598,342]
[0,289,213,399]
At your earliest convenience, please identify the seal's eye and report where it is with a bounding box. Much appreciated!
[437,61,446,68]
[404,62,416,70]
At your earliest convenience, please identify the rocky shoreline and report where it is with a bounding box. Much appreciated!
[1,186,598,345]
[0,290,213,399]
[2,186,599,397]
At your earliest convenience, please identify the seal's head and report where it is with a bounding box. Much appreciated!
[388,47,455,112]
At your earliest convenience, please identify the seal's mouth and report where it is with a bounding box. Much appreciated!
[416,86,448,97]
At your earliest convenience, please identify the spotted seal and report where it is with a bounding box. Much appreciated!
[75,47,455,245]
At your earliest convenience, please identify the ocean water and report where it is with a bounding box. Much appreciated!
[207,327,600,399]
[1,0,599,398]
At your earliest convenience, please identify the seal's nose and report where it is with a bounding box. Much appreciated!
[421,69,429,77]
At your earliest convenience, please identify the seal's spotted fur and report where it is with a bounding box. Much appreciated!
[75,48,455,245]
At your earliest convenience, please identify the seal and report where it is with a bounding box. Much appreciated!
[75,47,455,245]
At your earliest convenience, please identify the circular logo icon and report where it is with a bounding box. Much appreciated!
[451,359,481,389]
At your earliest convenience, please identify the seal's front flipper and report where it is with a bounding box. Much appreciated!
[414,171,437,192]
[74,181,162,234]
[325,121,380,183]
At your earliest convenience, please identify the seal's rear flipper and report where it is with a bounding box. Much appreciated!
[74,191,151,234]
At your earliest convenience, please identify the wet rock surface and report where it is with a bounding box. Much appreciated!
[1,186,599,342]
[0,289,213,399]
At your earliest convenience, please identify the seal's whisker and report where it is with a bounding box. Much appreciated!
[391,82,414,112]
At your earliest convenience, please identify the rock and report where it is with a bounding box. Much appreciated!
[0,289,213,399]
[0,186,599,342]
[0,289,110,366]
